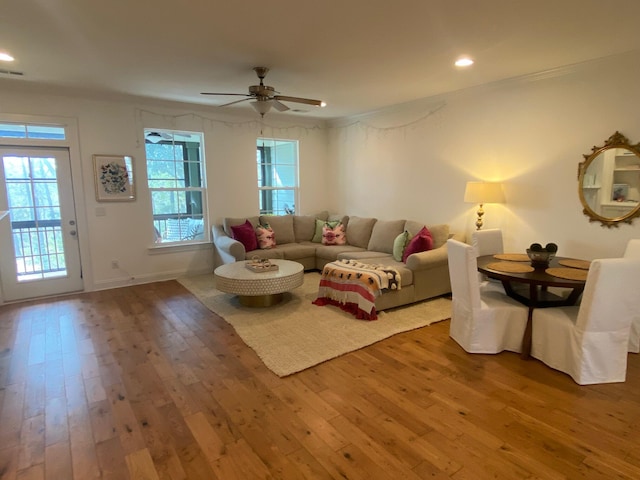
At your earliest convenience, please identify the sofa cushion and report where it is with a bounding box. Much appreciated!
[244,248,283,261]
[404,221,449,249]
[256,224,276,249]
[426,224,449,249]
[346,216,377,249]
[230,220,258,252]
[276,243,317,261]
[367,219,405,253]
[260,215,295,244]
[402,226,433,262]
[328,214,349,226]
[337,250,390,261]
[224,216,259,237]
[315,244,367,262]
[322,222,346,245]
[293,211,328,242]
[393,231,410,261]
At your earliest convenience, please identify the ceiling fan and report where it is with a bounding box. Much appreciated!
[201,67,326,117]
[145,131,193,144]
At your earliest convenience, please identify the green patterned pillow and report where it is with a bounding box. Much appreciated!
[312,219,339,243]
[393,231,410,261]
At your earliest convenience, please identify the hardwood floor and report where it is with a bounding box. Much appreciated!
[1,279,640,479]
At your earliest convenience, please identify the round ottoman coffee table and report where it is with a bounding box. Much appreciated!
[214,259,304,307]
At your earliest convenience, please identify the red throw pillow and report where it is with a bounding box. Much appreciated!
[230,220,258,252]
[402,226,433,263]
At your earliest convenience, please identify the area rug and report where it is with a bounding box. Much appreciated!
[178,272,451,377]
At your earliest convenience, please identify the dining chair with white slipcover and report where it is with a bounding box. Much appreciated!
[623,239,640,352]
[624,238,640,258]
[447,239,528,354]
[531,258,640,385]
[471,228,504,257]
[471,228,506,292]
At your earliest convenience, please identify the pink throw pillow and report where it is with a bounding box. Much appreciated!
[322,222,346,245]
[402,226,433,262]
[256,224,276,249]
[230,220,258,252]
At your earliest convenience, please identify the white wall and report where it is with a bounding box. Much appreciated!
[0,86,328,295]
[327,51,640,260]
[2,50,639,301]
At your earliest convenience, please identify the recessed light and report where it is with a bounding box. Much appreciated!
[0,52,15,62]
[455,57,474,67]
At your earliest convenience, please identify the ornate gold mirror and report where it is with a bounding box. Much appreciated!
[578,131,640,227]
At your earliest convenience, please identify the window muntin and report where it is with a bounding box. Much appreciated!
[257,138,298,215]
[145,130,207,244]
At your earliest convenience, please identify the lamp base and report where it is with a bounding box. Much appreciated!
[475,204,485,230]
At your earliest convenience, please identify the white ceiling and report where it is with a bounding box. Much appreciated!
[3,0,640,120]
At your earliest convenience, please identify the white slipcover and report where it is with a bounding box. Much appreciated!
[447,239,528,354]
[471,228,504,257]
[531,258,640,385]
[471,228,505,292]
[623,239,640,352]
[624,238,640,258]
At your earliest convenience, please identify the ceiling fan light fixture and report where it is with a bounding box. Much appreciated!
[251,100,272,117]
[146,132,163,143]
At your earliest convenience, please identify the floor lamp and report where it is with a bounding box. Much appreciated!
[464,181,505,230]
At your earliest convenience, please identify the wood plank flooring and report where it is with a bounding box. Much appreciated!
[1,279,640,479]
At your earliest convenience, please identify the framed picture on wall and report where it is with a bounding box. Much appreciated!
[93,154,135,201]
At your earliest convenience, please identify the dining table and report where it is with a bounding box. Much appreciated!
[477,254,590,359]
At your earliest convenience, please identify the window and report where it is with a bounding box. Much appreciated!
[257,138,298,215]
[0,122,66,140]
[145,129,207,244]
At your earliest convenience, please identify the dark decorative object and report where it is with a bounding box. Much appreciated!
[527,242,558,268]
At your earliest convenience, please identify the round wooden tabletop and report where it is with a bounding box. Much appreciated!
[477,255,588,288]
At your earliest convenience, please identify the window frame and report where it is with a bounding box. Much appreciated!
[144,129,208,246]
[256,138,299,216]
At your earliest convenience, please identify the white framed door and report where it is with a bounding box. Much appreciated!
[0,147,83,301]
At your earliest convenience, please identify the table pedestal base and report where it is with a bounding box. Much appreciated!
[239,293,284,307]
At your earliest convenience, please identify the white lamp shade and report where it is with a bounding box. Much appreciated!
[464,182,505,204]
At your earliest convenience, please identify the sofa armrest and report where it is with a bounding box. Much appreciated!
[212,224,245,264]
[405,232,463,270]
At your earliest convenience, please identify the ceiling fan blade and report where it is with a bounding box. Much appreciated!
[218,97,253,107]
[272,100,290,112]
[274,95,324,107]
[200,92,249,96]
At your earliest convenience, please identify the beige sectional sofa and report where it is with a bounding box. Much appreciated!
[212,212,463,311]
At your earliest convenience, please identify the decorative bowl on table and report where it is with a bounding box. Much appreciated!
[527,242,558,268]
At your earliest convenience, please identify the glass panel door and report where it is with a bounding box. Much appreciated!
[0,147,83,301]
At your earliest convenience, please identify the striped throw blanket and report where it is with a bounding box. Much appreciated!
[312,259,401,320]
